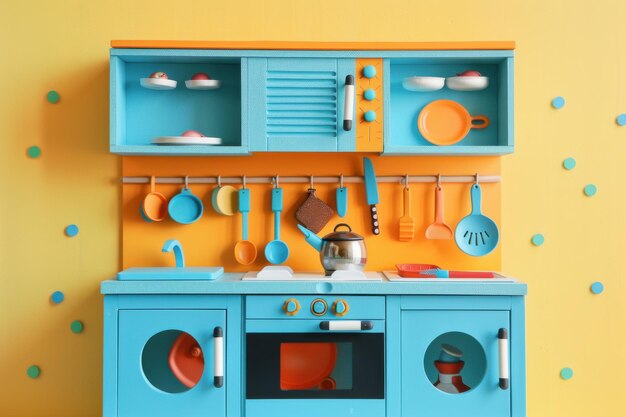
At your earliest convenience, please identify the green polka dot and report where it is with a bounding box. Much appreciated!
[560,367,573,380]
[27,146,41,158]
[27,365,41,379]
[584,184,597,197]
[531,234,544,246]
[563,158,576,170]
[47,90,60,104]
[591,282,604,294]
[70,320,84,334]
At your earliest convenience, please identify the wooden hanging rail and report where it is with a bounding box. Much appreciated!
[122,174,500,185]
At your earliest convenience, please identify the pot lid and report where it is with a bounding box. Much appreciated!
[323,223,363,241]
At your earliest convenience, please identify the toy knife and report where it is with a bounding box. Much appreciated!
[363,157,380,235]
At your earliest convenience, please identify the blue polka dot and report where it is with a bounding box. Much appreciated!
[563,158,576,170]
[617,114,626,126]
[65,224,79,237]
[552,97,565,109]
[560,367,574,380]
[591,282,604,294]
[584,184,597,197]
[363,89,376,101]
[531,234,544,246]
[51,291,64,304]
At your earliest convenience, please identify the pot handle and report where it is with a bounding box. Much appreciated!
[333,223,352,232]
[471,115,490,129]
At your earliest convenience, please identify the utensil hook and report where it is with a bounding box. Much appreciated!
[242,175,246,189]
[150,175,156,192]
[339,174,344,188]
[273,175,279,189]
[404,174,409,190]
[309,175,314,190]
[437,174,442,189]
[217,175,222,187]
[474,173,479,185]
[184,175,189,189]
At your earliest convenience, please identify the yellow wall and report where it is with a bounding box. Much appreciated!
[1,0,625,416]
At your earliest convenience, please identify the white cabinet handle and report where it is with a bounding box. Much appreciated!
[343,75,355,131]
[213,327,224,388]
[498,328,509,390]
[319,320,373,331]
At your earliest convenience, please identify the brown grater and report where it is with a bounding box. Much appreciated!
[295,188,335,233]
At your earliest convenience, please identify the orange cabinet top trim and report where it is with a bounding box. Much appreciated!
[111,40,515,50]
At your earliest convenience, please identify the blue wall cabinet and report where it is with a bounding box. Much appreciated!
[110,44,515,155]
[110,49,249,155]
[118,309,225,417]
[248,58,356,152]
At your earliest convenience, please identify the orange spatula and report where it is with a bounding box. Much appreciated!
[399,185,414,241]
[425,185,453,240]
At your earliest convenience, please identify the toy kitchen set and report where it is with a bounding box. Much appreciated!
[101,41,526,417]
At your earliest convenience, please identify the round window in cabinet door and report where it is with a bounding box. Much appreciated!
[118,310,226,417]
[400,310,510,417]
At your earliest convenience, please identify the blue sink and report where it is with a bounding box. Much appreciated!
[117,267,224,281]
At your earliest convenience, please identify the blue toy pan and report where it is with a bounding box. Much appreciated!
[454,184,499,256]
[168,187,204,224]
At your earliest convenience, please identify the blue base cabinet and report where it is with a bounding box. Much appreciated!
[103,295,242,417]
[386,296,526,417]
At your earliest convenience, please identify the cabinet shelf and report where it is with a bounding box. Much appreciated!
[110,51,247,155]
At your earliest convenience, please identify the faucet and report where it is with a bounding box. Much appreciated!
[162,239,185,268]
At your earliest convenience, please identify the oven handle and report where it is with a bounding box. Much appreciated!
[214,326,224,388]
[343,75,355,131]
[319,320,373,331]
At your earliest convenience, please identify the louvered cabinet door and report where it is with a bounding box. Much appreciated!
[248,58,356,152]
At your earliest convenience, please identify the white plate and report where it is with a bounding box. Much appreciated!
[152,136,222,145]
[140,78,177,90]
[403,76,445,92]
[185,79,221,90]
[446,76,489,91]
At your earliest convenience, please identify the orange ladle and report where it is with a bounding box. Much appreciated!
[142,175,168,222]
[234,186,257,265]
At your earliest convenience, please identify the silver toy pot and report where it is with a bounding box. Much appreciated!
[297,223,367,275]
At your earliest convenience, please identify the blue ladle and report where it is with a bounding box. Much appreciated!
[264,187,289,264]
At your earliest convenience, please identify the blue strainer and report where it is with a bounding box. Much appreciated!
[454,184,499,256]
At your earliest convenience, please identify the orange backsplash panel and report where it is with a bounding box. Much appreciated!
[122,154,501,273]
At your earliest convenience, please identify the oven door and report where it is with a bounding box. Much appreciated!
[246,318,384,412]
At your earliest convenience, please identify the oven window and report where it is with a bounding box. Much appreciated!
[247,332,384,399]
[280,342,352,391]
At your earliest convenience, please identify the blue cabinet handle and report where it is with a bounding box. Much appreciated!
[343,75,355,131]
[498,328,509,390]
[214,327,224,388]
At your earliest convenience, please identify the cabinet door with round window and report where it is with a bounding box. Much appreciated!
[118,309,226,417]
[401,310,510,417]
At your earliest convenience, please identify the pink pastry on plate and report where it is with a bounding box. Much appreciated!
[140,71,177,90]
[186,72,221,90]
[446,69,489,91]
[182,130,206,137]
